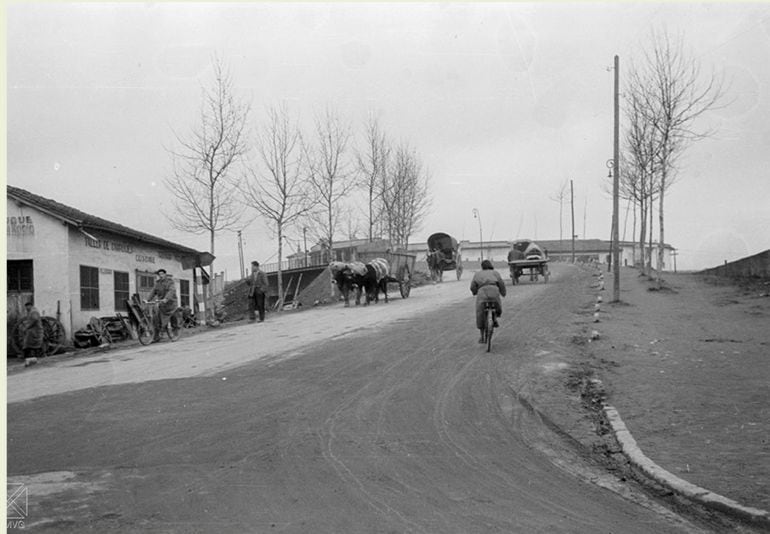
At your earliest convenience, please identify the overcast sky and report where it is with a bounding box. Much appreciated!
[6,2,770,276]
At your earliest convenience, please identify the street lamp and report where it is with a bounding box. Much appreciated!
[303,227,308,267]
[472,208,483,261]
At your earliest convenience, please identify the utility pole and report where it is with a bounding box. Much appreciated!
[237,230,245,279]
[570,180,575,263]
[473,208,483,261]
[612,54,621,303]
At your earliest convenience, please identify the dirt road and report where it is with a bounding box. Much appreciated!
[7,264,725,532]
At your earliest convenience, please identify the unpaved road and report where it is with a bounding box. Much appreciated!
[8,265,713,532]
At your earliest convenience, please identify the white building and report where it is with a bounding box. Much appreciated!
[6,185,213,344]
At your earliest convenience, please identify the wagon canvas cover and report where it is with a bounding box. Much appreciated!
[508,240,546,262]
[427,232,458,256]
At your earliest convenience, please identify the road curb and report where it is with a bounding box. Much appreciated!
[603,405,770,528]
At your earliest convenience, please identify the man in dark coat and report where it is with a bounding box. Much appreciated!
[247,260,269,322]
[148,269,178,342]
[22,301,44,362]
[469,260,507,343]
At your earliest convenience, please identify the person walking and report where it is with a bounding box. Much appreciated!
[247,260,269,322]
[22,301,44,364]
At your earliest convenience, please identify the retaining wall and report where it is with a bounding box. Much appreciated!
[700,249,770,279]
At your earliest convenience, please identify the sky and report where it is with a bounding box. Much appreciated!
[6,2,770,277]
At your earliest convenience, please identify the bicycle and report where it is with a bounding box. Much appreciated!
[135,300,181,345]
[481,301,496,352]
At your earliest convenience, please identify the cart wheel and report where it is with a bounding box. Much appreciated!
[399,264,412,298]
[41,317,66,355]
[11,317,66,357]
[456,265,463,280]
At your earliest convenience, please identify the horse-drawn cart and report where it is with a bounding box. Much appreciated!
[357,248,417,298]
[508,239,549,285]
[426,232,463,282]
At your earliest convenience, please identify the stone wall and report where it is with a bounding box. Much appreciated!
[700,250,770,279]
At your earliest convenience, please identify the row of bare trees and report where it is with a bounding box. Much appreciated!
[615,31,723,285]
[164,58,431,312]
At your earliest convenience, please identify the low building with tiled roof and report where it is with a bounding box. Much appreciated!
[6,185,213,350]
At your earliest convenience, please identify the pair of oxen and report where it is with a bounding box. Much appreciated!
[328,257,397,307]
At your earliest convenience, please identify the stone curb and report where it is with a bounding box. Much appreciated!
[603,405,770,528]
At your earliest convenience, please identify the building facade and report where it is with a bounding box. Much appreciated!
[6,186,213,345]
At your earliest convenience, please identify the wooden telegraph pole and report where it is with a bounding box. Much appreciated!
[612,55,621,302]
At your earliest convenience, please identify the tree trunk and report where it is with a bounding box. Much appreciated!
[639,193,647,276]
[657,162,667,289]
[277,228,284,312]
[208,228,215,323]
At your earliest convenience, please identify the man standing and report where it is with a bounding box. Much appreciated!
[247,260,268,322]
[22,301,43,364]
[148,268,178,342]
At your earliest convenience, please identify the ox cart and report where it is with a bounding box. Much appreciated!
[508,239,550,285]
[357,248,417,299]
[426,232,463,282]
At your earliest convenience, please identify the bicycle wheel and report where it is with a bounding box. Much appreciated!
[485,307,495,352]
[137,321,154,346]
[399,264,412,298]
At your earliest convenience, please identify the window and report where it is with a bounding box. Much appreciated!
[114,271,129,312]
[7,260,33,291]
[80,265,100,310]
[136,271,155,302]
[179,279,190,307]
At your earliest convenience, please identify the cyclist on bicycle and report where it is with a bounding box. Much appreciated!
[470,260,507,343]
[148,268,178,342]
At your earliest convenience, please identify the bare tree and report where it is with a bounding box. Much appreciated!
[304,106,355,262]
[620,85,661,275]
[165,56,250,315]
[241,104,315,310]
[355,114,391,242]
[380,142,431,249]
[632,30,724,285]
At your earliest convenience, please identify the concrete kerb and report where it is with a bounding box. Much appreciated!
[590,265,770,528]
[603,406,770,528]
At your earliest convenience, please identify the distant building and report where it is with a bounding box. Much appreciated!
[276,238,393,272]
[407,238,675,271]
[6,185,213,344]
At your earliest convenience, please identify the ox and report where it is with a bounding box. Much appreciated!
[329,261,367,307]
[361,257,399,305]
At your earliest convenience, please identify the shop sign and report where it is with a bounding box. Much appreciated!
[7,215,35,236]
[84,236,135,254]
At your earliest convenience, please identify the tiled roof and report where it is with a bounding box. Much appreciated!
[7,185,212,260]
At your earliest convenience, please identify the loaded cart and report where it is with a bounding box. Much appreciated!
[356,248,417,299]
[426,232,463,282]
[507,239,549,284]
